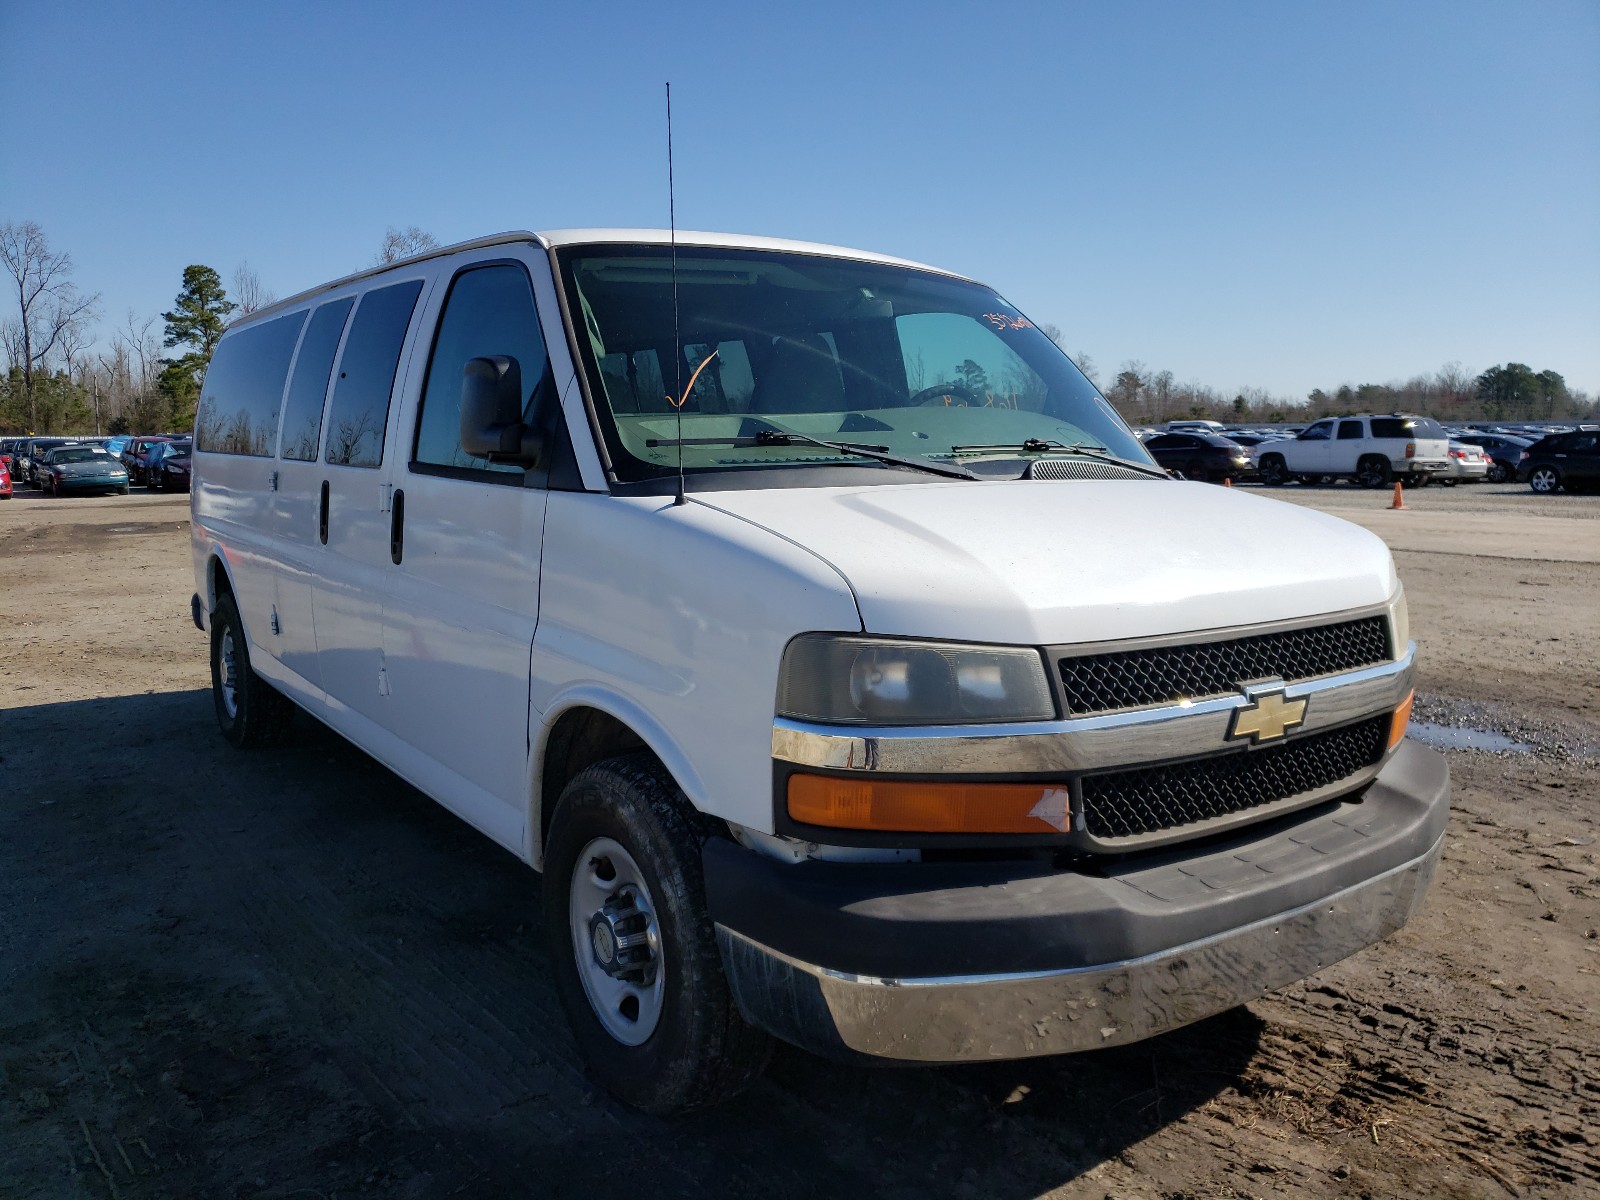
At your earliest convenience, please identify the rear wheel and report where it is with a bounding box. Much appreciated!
[1486,462,1509,484]
[1355,456,1391,489]
[210,591,295,748]
[544,754,771,1115]
[1259,454,1289,486]
[1528,466,1561,494]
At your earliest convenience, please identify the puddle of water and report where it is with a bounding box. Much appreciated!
[1408,721,1533,753]
[107,525,150,534]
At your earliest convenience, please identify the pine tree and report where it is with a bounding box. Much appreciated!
[160,265,235,431]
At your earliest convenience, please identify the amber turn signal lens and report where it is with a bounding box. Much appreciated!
[787,774,1068,834]
[1388,689,1414,749]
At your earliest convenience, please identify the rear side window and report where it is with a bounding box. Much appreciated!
[279,298,354,462]
[1371,417,1445,440]
[196,312,307,456]
[1338,420,1363,440]
[414,264,549,478]
[324,280,425,468]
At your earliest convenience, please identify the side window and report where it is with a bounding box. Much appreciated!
[1301,421,1333,441]
[195,312,307,456]
[414,265,550,477]
[279,299,354,461]
[1145,435,1180,450]
[1338,420,1364,440]
[324,280,425,468]
[1570,433,1598,453]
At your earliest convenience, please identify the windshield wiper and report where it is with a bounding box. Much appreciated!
[950,438,1170,480]
[950,438,1067,453]
[647,427,978,480]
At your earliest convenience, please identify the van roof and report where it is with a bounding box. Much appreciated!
[240,229,970,329]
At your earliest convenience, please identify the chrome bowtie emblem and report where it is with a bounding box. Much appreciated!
[1228,682,1308,744]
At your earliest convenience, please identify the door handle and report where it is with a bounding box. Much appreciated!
[390,489,405,565]
[319,480,330,545]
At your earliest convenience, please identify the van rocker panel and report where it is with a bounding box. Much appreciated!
[705,739,1447,1062]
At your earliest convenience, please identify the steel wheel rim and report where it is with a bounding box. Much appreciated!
[218,628,239,720]
[569,836,664,1046]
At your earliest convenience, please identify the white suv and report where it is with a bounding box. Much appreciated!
[1257,414,1451,487]
[188,229,1446,1113]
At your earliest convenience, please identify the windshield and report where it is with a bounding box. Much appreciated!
[53,448,112,464]
[557,245,1151,485]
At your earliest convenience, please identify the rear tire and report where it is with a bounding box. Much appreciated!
[1356,456,1391,489]
[1528,466,1560,494]
[210,591,295,748]
[1486,462,1509,483]
[544,754,772,1115]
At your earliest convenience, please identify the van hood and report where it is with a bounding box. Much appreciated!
[697,479,1397,645]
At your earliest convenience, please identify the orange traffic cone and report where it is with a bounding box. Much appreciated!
[1223,476,1233,488]
[1390,481,1405,509]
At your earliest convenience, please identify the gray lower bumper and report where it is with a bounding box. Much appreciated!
[713,739,1449,1063]
[717,832,1440,1062]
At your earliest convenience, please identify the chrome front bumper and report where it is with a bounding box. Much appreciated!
[717,833,1440,1063]
[711,740,1449,1063]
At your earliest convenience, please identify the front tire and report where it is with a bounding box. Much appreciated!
[543,755,771,1115]
[1259,454,1289,486]
[209,592,295,748]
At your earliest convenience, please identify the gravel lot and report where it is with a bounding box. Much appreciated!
[2,480,1597,1199]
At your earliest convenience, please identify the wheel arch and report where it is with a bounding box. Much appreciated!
[531,690,709,871]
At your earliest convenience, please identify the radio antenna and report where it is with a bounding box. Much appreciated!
[667,82,687,507]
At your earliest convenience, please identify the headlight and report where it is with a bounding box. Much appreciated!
[1388,588,1410,658]
[777,635,1056,725]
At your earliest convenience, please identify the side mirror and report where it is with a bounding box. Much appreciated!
[460,356,542,466]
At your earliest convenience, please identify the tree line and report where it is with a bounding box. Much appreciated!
[1039,331,1594,429]
[0,222,439,436]
[3,219,1591,436]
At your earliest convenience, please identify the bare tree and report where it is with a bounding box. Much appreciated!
[375,226,440,266]
[0,220,101,429]
[232,261,277,316]
[1072,352,1098,387]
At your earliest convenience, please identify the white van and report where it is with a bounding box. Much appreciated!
[190,230,1447,1114]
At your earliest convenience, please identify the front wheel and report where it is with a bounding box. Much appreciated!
[544,755,771,1115]
[1528,466,1561,494]
[1259,455,1289,486]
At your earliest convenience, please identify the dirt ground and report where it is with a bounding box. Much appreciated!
[2,480,1597,1200]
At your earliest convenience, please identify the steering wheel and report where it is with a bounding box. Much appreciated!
[909,383,981,407]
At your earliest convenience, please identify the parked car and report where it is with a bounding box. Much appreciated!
[37,445,130,496]
[103,435,133,458]
[1452,433,1533,483]
[1439,441,1489,486]
[16,437,76,486]
[1257,415,1450,488]
[0,456,11,499]
[147,439,193,491]
[1142,431,1254,482]
[1517,427,1600,494]
[189,227,1445,1114]
[121,436,173,485]
[0,436,20,469]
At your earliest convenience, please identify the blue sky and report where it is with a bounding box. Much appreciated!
[4,0,1597,400]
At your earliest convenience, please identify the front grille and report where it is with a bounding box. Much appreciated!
[1080,716,1388,839]
[1058,616,1389,715]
